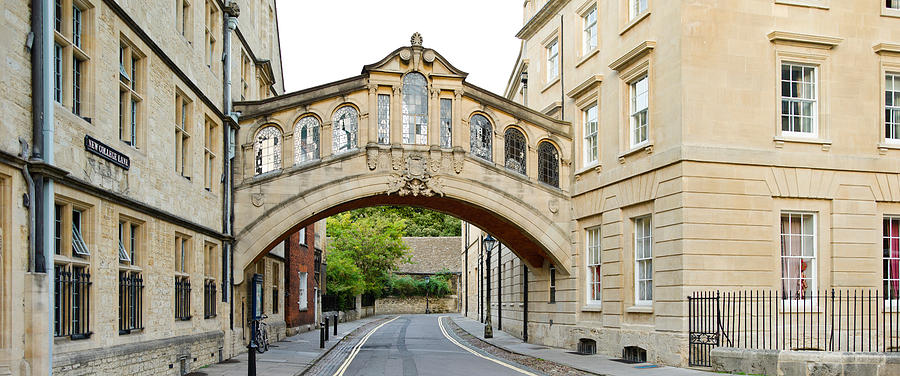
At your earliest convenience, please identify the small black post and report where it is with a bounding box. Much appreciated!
[325,317,330,341]
[247,340,257,376]
[319,322,325,348]
[333,314,338,336]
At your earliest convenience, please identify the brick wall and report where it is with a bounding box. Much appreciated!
[284,225,317,329]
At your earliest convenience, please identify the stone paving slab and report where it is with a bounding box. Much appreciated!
[448,314,723,376]
[191,315,385,376]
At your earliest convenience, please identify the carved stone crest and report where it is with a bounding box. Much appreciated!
[366,146,379,170]
[391,147,404,171]
[452,148,465,174]
[251,193,265,207]
[387,154,444,197]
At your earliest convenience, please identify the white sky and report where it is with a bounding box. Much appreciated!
[275,1,522,95]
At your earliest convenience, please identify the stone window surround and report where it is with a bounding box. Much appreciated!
[773,198,831,311]
[53,0,93,120]
[176,0,193,44]
[203,115,218,191]
[622,201,653,312]
[619,0,649,35]
[204,0,219,71]
[613,48,653,161]
[53,194,95,340]
[118,35,145,149]
[542,31,560,90]
[174,89,193,178]
[585,226,602,306]
[878,47,900,153]
[774,0,829,10]
[879,202,900,308]
[578,0,598,57]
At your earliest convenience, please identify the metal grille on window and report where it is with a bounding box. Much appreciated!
[504,128,526,175]
[175,277,191,320]
[119,271,143,333]
[402,73,428,144]
[254,126,281,175]
[469,114,492,161]
[332,106,358,153]
[294,116,320,164]
[54,265,92,338]
[204,279,217,318]
[378,94,390,144]
[440,98,452,148]
[538,142,559,188]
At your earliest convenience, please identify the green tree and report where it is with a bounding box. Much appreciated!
[327,206,461,237]
[326,211,411,294]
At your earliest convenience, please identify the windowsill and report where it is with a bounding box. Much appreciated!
[882,7,900,18]
[619,11,650,36]
[576,48,600,68]
[204,314,217,319]
[176,316,192,322]
[773,135,831,150]
[252,168,283,181]
[617,140,654,163]
[774,0,829,10]
[879,142,900,154]
[119,264,141,272]
[575,162,602,176]
[54,332,93,342]
[582,304,603,312]
[119,327,144,335]
[626,305,653,314]
[541,77,560,93]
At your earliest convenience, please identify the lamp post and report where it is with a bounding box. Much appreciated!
[483,234,496,338]
[425,276,431,314]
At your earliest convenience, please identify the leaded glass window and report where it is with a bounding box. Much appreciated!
[377,94,390,144]
[470,114,492,162]
[504,128,526,175]
[332,106,358,154]
[294,116,319,164]
[538,141,559,188]
[254,126,281,175]
[402,72,428,144]
[440,98,452,148]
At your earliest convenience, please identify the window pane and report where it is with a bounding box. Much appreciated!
[378,94,390,145]
[332,106,358,153]
[295,116,320,164]
[469,114,492,161]
[440,98,452,148]
[538,142,559,187]
[402,73,428,145]
[504,128,526,175]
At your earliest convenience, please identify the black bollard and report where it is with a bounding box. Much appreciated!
[333,314,338,336]
[247,341,257,376]
[324,317,330,341]
[319,322,325,348]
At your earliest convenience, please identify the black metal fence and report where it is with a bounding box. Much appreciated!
[118,271,143,334]
[361,293,376,307]
[204,279,217,318]
[175,277,191,320]
[323,293,356,312]
[689,290,900,367]
[54,266,92,338]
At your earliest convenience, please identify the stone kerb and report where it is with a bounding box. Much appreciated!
[232,152,573,284]
[710,347,900,375]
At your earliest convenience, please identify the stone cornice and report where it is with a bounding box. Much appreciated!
[234,75,368,118]
[515,0,572,40]
[874,43,900,55]
[609,41,656,71]
[463,83,571,139]
[566,74,604,99]
[767,31,843,49]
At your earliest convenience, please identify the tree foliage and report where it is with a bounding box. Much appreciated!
[326,211,411,295]
[326,206,461,237]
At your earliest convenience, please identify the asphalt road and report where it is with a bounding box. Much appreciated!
[334,315,541,376]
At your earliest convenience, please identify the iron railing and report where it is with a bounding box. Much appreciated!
[54,265,92,339]
[118,271,143,334]
[689,290,900,367]
[175,277,191,320]
[204,279,217,318]
[323,293,356,312]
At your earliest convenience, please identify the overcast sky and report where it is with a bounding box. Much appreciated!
[275,1,522,95]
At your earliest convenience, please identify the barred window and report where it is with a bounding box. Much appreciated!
[332,106,359,154]
[549,263,556,303]
[504,128,526,175]
[118,271,143,334]
[470,114,493,162]
[377,94,391,144]
[294,116,320,164]
[402,73,428,144]
[254,126,282,175]
[204,242,218,318]
[538,142,559,188]
[440,98,452,148]
[174,234,191,320]
[298,272,308,311]
[54,201,92,339]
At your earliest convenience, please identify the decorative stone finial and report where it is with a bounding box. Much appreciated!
[411,32,423,46]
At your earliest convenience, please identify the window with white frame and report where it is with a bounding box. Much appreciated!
[586,227,601,304]
[780,213,816,300]
[886,73,900,143]
[298,228,306,247]
[780,63,818,137]
[298,272,308,310]
[254,126,282,175]
[294,116,320,164]
[546,39,559,82]
[634,216,652,305]
[884,217,899,302]
[630,0,648,20]
[583,4,597,55]
[889,0,900,10]
[583,104,598,165]
[629,76,649,147]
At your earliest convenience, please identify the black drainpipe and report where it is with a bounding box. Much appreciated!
[522,264,528,342]
[464,224,468,317]
[559,14,565,121]
[497,244,502,331]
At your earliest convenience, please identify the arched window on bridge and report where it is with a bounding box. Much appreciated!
[294,116,320,164]
[332,106,358,154]
[504,128,526,175]
[255,126,282,175]
[402,72,428,145]
[470,114,492,162]
[538,141,559,188]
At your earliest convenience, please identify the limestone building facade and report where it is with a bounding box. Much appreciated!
[0,0,288,374]
[462,0,900,367]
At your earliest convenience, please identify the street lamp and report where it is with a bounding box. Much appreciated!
[425,276,431,314]
[482,234,497,338]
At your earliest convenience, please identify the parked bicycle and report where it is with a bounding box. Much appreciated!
[251,314,270,353]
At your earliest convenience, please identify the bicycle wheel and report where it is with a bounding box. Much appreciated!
[262,330,270,352]
[255,327,266,353]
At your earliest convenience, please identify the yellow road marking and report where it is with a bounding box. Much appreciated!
[333,316,400,376]
[437,316,540,376]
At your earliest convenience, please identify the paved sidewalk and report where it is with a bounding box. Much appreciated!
[194,315,384,376]
[449,314,715,376]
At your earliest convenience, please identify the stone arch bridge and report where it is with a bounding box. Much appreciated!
[232,37,574,285]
